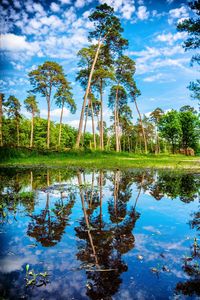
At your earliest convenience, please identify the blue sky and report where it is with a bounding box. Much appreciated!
[0,0,199,129]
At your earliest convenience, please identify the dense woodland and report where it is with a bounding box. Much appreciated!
[0,2,199,155]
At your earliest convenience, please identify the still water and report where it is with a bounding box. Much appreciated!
[0,168,199,300]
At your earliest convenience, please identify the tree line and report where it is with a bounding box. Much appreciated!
[0,3,199,154]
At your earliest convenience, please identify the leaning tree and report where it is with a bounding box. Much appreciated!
[75,3,128,148]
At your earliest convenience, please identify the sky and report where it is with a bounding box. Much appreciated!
[0,0,199,130]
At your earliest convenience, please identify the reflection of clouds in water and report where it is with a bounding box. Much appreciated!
[0,255,37,273]
[143,225,161,235]
[170,268,189,279]
[115,288,149,300]
[134,233,189,273]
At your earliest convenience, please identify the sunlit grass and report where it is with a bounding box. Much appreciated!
[0,148,199,170]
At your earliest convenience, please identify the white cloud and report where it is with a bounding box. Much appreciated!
[156,32,188,45]
[13,1,21,9]
[168,5,189,24]
[128,44,193,75]
[143,73,176,83]
[11,61,24,70]
[75,0,92,8]
[59,0,71,4]
[98,0,136,20]
[121,3,136,19]
[32,2,45,15]
[50,2,60,12]
[143,73,163,82]
[137,6,149,20]
[1,33,40,54]
[41,108,70,118]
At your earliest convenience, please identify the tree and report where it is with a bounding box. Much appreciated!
[150,107,164,153]
[76,46,103,149]
[110,56,134,152]
[177,0,200,107]
[54,78,76,148]
[179,109,200,151]
[28,61,65,149]
[5,95,21,147]
[24,95,39,148]
[159,110,182,153]
[109,85,129,151]
[0,93,6,147]
[75,3,128,148]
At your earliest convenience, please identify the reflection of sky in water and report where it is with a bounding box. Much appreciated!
[0,169,199,299]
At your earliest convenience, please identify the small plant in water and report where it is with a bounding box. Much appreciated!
[25,264,50,287]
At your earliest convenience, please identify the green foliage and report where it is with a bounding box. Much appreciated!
[179,110,200,150]
[24,95,40,115]
[88,3,128,53]
[177,1,200,107]
[159,110,182,153]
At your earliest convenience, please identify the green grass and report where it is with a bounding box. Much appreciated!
[0,147,199,170]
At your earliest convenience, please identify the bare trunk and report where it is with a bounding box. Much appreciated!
[133,173,144,210]
[47,98,50,149]
[83,104,88,136]
[77,172,99,266]
[100,79,104,150]
[16,120,20,147]
[99,171,103,229]
[114,170,120,219]
[75,38,102,148]
[47,169,50,187]
[58,100,64,147]
[134,99,147,154]
[0,94,2,146]
[90,99,96,149]
[114,87,119,152]
[30,171,33,190]
[30,112,34,148]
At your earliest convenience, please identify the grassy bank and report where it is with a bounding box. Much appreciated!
[0,147,200,170]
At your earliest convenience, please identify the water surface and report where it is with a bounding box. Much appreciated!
[0,168,199,299]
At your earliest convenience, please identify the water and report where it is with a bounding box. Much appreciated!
[0,168,199,300]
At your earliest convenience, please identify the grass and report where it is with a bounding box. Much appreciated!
[0,147,200,170]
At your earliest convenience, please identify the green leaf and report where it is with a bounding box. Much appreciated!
[26,264,29,273]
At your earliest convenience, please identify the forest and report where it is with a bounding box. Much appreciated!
[0,2,199,158]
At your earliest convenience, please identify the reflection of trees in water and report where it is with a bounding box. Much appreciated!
[149,172,200,202]
[189,210,200,235]
[75,170,140,300]
[27,191,75,247]
[176,238,200,297]
[27,169,76,247]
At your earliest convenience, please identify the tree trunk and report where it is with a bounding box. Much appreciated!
[75,38,102,149]
[58,101,64,148]
[83,104,88,136]
[99,171,103,229]
[47,98,51,149]
[134,99,147,154]
[114,87,119,152]
[30,112,34,148]
[90,99,96,149]
[77,171,99,266]
[100,79,104,150]
[0,94,2,147]
[16,120,20,147]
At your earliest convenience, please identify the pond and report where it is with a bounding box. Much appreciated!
[0,168,199,299]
